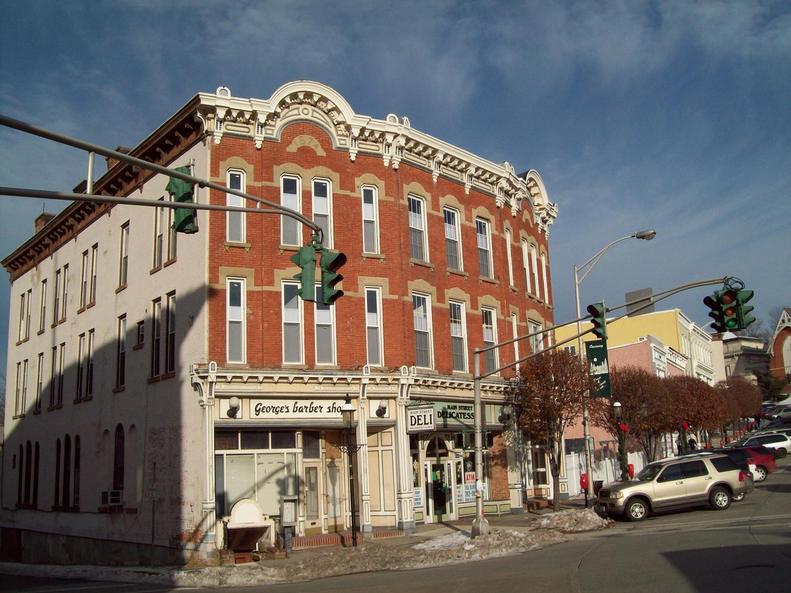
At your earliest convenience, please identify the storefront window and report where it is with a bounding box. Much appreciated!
[303,431,321,459]
[271,431,297,449]
[241,431,269,449]
[215,430,238,450]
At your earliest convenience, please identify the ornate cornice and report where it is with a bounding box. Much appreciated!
[196,81,557,232]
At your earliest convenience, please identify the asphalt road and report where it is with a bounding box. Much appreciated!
[3,460,790,593]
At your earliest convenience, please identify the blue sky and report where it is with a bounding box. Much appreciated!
[1,0,790,383]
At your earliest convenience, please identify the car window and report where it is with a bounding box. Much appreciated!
[657,464,683,483]
[681,460,708,478]
[637,464,662,481]
[759,435,782,444]
[710,457,738,472]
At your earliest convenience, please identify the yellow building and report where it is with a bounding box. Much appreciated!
[554,309,715,384]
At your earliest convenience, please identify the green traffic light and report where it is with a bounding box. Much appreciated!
[320,249,347,305]
[167,165,198,234]
[736,289,755,329]
[719,289,739,330]
[290,245,316,301]
[586,301,607,340]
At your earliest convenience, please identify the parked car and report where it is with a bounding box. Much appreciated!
[739,446,779,481]
[597,454,748,521]
[703,449,755,500]
[732,433,791,458]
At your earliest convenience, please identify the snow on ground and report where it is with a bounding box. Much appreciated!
[533,508,612,532]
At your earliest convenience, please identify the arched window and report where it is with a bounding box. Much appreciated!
[73,436,81,508]
[24,441,32,505]
[54,439,61,508]
[113,424,125,492]
[62,435,72,509]
[33,442,40,508]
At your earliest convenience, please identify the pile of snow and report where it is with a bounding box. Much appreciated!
[533,508,612,532]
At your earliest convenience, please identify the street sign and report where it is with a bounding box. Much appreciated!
[586,339,611,397]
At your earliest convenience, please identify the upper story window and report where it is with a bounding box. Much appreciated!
[281,176,301,246]
[79,250,89,309]
[166,199,177,262]
[481,307,498,375]
[75,333,86,402]
[521,239,532,294]
[165,292,176,374]
[505,229,514,287]
[34,352,44,413]
[530,244,540,299]
[282,282,303,364]
[541,252,550,305]
[412,293,433,369]
[313,285,335,365]
[476,218,493,279]
[89,244,98,305]
[443,207,462,270]
[150,298,162,378]
[14,359,28,417]
[116,315,126,390]
[153,200,166,269]
[85,330,94,400]
[118,222,129,288]
[227,279,246,363]
[226,170,246,243]
[38,279,47,333]
[449,301,468,373]
[511,313,520,372]
[52,270,61,325]
[361,186,379,254]
[18,289,31,342]
[408,195,428,261]
[60,265,69,322]
[365,288,383,367]
[312,179,332,247]
[78,245,97,308]
[529,320,543,353]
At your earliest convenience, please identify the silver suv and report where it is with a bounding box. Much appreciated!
[597,454,747,521]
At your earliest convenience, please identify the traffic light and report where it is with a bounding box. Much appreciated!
[586,301,607,340]
[166,165,198,234]
[720,289,739,331]
[736,289,755,330]
[703,291,726,332]
[320,249,347,305]
[290,245,316,301]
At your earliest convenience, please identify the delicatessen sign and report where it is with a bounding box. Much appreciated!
[249,399,347,419]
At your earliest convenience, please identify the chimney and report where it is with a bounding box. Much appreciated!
[625,288,654,316]
[35,212,56,233]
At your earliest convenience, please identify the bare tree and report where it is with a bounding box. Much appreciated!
[509,350,589,510]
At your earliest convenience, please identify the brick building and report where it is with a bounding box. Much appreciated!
[2,81,557,564]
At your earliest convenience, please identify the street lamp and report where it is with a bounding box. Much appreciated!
[574,229,656,500]
[612,401,628,480]
[339,395,360,547]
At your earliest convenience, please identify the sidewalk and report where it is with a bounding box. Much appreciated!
[0,500,607,589]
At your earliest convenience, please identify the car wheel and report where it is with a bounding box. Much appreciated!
[710,487,731,511]
[753,466,767,481]
[732,492,745,502]
[775,448,787,458]
[625,498,648,521]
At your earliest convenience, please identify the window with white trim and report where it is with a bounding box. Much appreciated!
[89,244,97,305]
[48,346,57,408]
[116,316,126,389]
[282,282,303,364]
[79,250,89,309]
[60,264,68,321]
[505,228,514,287]
[75,333,85,402]
[227,170,246,243]
[166,292,176,373]
[365,288,383,366]
[14,360,28,417]
[361,186,379,254]
[521,239,532,293]
[481,308,498,375]
[541,252,550,305]
[412,293,433,368]
[34,352,43,413]
[18,289,31,341]
[281,176,301,246]
[408,195,428,261]
[476,218,493,278]
[38,279,47,333]
[313,285,335,365]
[56,342,65,406]
[150,298,161,377]
[85,330,94,400]
[529,320,543,353]
[530,245,540,299]
[449,301,468,372]
[511,313,520,372]
[227,279,246,363]
[118,222,129,288]
[166,196,177,262]
[444,207,462,270]
[52,269,61,325]
[153,200,165,268]
[312,179,332,247]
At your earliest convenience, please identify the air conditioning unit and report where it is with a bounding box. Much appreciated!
[101,490,123,507]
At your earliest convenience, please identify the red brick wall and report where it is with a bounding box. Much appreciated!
[206,122,553,371]
[771,327,791,381]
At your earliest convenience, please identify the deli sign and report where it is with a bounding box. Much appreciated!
[407,406,435,433]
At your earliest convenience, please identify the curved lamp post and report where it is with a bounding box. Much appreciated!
[574,229,656,500]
